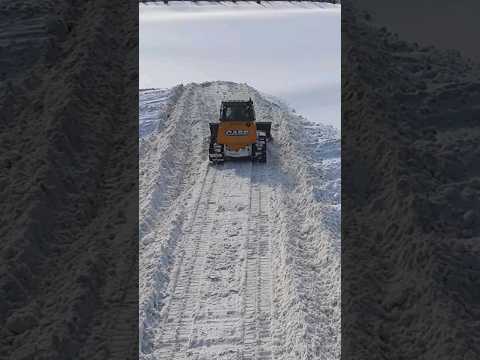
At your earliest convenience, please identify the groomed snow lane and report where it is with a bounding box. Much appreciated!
[151,160,274,360]
[140,81,340,360]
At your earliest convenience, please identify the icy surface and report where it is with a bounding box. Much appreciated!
[139,81,340,359]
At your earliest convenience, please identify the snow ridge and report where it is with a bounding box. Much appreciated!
[140,81,340,359]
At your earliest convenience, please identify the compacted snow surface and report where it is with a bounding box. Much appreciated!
[139,81,340,360]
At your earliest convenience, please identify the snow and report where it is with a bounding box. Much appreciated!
[141,1,339,20]
[140,87,181,138]
[139,81,340,359]
[139,2,341,129]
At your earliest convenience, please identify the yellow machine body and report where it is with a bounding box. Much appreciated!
[209,99,270,163]
[217,121,257,151]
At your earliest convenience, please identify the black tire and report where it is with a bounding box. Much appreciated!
[208,141,215,163]
[209,143,224,163]
[259,137,267,163]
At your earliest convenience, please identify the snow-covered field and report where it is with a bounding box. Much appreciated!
[139,81,340,359]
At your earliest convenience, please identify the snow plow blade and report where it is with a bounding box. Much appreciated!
[256,122,272,140]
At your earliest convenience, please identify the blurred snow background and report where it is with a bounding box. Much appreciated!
[140,1,341,129]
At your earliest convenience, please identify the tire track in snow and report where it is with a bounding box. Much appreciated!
[183,162,251,359]
[154,160,275,359]
[154,166,219,359]
[140,87,211,357]
[242,163,273,360]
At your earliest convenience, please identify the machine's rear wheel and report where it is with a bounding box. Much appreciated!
[255,134,267,163]
[209,142,224,164]
[259,142,266,163]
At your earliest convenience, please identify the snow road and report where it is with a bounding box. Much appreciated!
[140,82,340,359]
[153,162,274,359]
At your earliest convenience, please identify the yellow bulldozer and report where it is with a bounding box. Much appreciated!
[209,98,271,163]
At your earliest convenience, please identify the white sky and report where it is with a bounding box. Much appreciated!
[140,2,341,129]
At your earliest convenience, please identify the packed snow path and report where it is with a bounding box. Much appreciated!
[152,162,274,359]
[140,82,340,360]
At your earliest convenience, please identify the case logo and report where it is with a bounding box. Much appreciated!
[225,130,249,136]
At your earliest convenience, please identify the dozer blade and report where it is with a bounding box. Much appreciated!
[256,122,272,139]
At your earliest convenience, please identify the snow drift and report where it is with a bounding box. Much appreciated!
[139,81,340,359]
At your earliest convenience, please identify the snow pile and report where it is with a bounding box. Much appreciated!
[342,2,480,358]
[140,88,176,138]
[140,81,340,359]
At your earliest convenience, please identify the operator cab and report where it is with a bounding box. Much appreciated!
[220,98,256,122]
